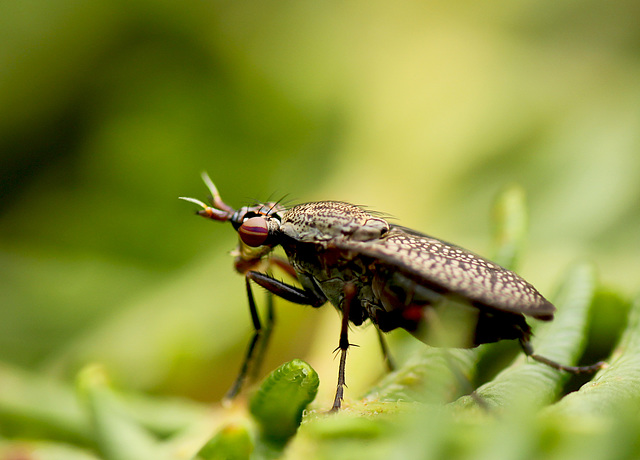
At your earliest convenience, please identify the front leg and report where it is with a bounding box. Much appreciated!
[247,271,326,307]
[226,271,327,401]
[225,277,271,400]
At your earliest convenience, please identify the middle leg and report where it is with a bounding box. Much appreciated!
[331,282,358,411]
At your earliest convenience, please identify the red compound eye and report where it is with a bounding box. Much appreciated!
[238,217,269,247]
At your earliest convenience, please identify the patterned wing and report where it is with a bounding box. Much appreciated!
[333,226,555,319]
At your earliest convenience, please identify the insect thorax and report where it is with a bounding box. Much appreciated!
[279,202,389,243]
[276,202,390,325]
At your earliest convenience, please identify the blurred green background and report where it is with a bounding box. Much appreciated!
[1,0,639,410]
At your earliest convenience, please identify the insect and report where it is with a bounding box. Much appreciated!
[180,173,604,410]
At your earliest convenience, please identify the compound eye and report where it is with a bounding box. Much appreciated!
[238,216,269,247]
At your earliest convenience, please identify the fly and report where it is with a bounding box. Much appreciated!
[180,173,605,410]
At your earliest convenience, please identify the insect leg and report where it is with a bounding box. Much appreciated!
[269,255,299,279]
[246,271,326,307]
[331,282,358,411]
[226,271,327,401]
[225,276,267,401]
[519,339,606,374]
[375,327,396,372]
[250,291,275,382]
[243,259,303,381]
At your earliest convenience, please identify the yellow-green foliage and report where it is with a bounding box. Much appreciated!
[1,1,639,459]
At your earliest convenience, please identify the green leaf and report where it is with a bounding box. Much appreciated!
[249,359,319,446]
[544,292,640,418]
[0,440,100,460]
[0,362,92,444]
[490,184,528,271]
[196,422,253,460]
[363,347,478,404]
[454,263,598,410]
[0,362,208,444]
[76,365,175,460]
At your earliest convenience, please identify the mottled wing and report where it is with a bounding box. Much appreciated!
[333,226,555,319]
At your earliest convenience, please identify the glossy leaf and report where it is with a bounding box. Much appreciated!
[249,359,319,445]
